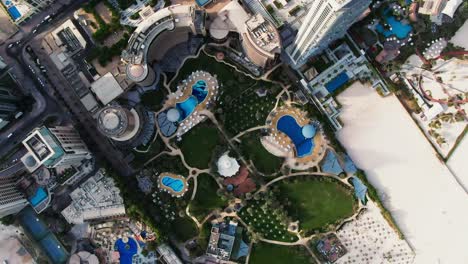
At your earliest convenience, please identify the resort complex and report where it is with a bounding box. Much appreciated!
[0,0,467,263]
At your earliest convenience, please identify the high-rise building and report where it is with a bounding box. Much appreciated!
[0,173,28,218]
[286,0,370,68]
[0,72,22,130]
[21,126,91,172]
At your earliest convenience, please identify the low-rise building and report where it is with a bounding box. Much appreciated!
[206,220,249,261]
[61,169,125,224]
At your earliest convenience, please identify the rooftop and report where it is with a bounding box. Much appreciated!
[90,72,125,105]
[61,169,125,224]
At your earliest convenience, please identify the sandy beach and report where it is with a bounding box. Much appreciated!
[336,82,468,263]
[447,133,468,190]
[450,20,468,49]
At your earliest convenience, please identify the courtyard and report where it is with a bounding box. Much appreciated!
[122,48,401,263]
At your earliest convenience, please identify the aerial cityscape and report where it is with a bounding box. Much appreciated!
[0,0,466,263]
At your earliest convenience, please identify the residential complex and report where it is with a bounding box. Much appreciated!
[0,0,466,263]
[0,173,28,218]
[21,126,90,172]
[286,0,371,67]
[61,169,125,224]
[0,66,24,130]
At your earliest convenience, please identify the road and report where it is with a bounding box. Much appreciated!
[0,0,133,177]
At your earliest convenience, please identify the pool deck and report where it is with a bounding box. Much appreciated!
[263,105,327,169]
[157,172,188,197]
[165,71,219,137]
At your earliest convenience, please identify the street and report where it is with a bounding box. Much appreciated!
[0,0,134,177]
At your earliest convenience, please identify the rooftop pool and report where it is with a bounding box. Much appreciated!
[375,10,412,39]
[160,175,186,193]
[29,187,47,206]
[277,115,316,158]
[175,80,208,121]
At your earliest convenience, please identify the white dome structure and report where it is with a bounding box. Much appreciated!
[217,153,240,177]
[302,124,316,139]
[167,108,181,122]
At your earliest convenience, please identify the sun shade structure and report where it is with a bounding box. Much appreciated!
[351,177,368,204]
[217,153,240,177]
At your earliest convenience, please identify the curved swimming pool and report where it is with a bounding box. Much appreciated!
[277,115,315,158]
[161,175,185,193]
[174,80,209,121]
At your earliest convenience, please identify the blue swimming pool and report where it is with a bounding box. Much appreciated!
[195,0,212,7]
[7,6,21,21]
[375,10,412,39]
[29,187,47,206]
[161,175,184,192]
[115,238,138,264]
[277,115,315,158]
[325,72,349,94]
[175,80,208,121]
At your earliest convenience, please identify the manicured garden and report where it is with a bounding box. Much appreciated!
[276,177,356,232]
[239,132,283,175]
[179,123,223,169]
[146,154,188,176]
[131,135,165,169]
[189,174,225,221]
[249,242,313,264]
[239,195,297,242]
[223,85,280,135]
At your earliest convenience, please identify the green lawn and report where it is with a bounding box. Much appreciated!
[170,52,256,97]
[146,154,188,176]
[189,174,225,220]
[171,216,198,241]
[239,197,297,242]
[223,85,280,135]
[240,132,283,175]
[131,135,165,169]
[179,123,222,169]
[249,243,313,264]
[277,178,356,232]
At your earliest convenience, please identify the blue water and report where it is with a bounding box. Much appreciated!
[8,6,21,20]
[192,80,208,102]
[375,10,412,39]
[161,176,184,192]
[325,72,349,94]
[175,80,208,121]
[115,238,138,264]
[29,187,47,206]
[196,0,212,7]
[277,115,314,158]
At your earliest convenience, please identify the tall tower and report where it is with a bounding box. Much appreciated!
[21,126,90,172]
[0,73,22,130]
[0,173,28,218]
[97,105,141,142]
[286,0,370,68]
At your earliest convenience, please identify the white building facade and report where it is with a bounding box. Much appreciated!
[286,0,371,68]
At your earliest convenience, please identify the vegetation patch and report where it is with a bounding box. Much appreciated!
[275,177,356,233]
[239,194,297,242]
[146,154,188,176]
[140,86,168,112]
[131,134,165,169]
[222,84,280,135]
[179,122,223,169]
[189,174,225,221]
[239,132,283,175]
[249,242,313,264]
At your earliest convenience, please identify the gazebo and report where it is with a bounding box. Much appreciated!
[217,153,240,177]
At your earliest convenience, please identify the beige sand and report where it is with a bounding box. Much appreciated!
[336,82,468,263]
